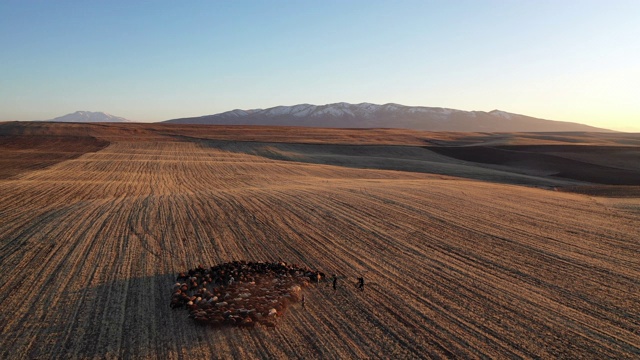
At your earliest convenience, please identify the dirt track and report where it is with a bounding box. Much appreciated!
[0,125,639,358]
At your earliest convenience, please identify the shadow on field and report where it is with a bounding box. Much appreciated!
[23,273,270,359]
[195,138,640,192]
[0,133,109,179]
[429,145,640,185]
[196,139,590,188]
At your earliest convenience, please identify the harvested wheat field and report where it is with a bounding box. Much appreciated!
[0,122,639,359]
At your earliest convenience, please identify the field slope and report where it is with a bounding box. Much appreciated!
[0,123,639,359]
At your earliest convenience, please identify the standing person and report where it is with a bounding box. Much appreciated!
[332,274,338,291]
[301,294,306,309]
[357,276,364,291]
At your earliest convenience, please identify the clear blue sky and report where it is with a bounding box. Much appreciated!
[1,0,639,131]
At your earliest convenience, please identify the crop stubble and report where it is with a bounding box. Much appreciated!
[0,136,639,359]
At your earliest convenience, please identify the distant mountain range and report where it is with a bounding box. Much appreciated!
[39,104,613,132]
[165,102,613,132]
[44,111,131,123]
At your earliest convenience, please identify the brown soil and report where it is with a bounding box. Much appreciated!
[0,122,638,359]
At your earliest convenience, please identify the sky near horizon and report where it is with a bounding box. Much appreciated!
[1,1,639,131]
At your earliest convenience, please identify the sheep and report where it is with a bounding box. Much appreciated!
[171,260,325,328]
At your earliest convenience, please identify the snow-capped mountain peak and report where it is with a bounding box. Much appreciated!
[489,110,514,120]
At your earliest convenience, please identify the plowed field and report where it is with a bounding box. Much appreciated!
[1,124,639,359]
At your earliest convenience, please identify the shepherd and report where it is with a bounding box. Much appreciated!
[357,276,364,291]
[332,274,338,291]
[301,294,306,309]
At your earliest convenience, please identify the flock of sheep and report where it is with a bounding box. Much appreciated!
[170,261,325,328]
